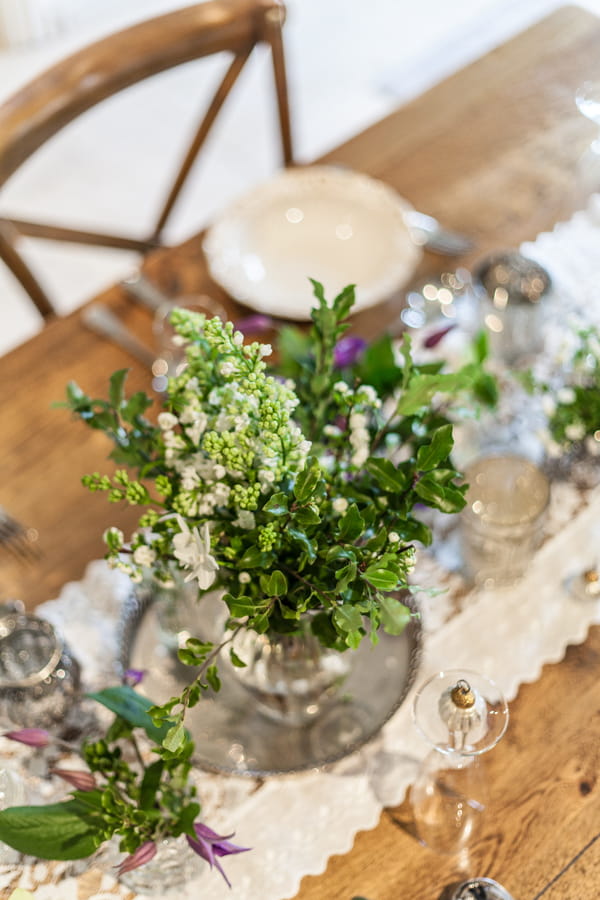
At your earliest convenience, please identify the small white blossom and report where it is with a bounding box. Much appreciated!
[557,387,576,404]
[333,381,350,394]
[239,571,251,584]
[233,331,244,346]
[158,412,179,430]
[298,440,312,455]
[323,425,342,437]
[349,412,368,429]
[258,344,272,359]
[103,527,124,546]
[133,545,156,567]
[586,435,600,456]
[332,497,348,513]
[351,447,369,467]
[541,395,557,417]
[186,415,208,446]
[181,466,200,491]
[219,361,237,377]
[565,423,585,441]
[233,510,256,530]
[388,532,400,543]
[213,482,231,504]
[213,465,227,480]
[258,469,276,485]
[172,516,219,590]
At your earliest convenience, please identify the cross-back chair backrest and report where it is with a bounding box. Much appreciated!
[0,0,293,320]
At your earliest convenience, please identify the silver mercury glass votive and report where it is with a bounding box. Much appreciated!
[0,606,80,728]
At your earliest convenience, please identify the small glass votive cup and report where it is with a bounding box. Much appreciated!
[460,455,550,589]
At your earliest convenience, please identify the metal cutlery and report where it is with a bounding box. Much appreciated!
[0,507,41,564]
[120,272,173,313]
[81,303,156,369]
[404,210,475,256]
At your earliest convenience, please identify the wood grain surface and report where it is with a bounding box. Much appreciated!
[1,7,600,899]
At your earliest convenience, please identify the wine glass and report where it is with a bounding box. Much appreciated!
[410,670,509,855]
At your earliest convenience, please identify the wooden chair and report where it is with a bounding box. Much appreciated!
[0,0,293,320]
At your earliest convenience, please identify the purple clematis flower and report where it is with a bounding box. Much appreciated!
[122,668,145,687]
[234,314,273,335]
[186,822,250,888]
[117,841,157,876]
[50,768,97,792]
[4,728,50,747]
[333,335,367,368]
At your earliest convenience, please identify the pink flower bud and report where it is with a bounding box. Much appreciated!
[117,841,157,876]
[50,768,97,792]
[4,728,50,747]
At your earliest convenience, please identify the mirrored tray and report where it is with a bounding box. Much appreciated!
[119,591,421,776]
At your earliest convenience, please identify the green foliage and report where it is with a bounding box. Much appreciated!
[62,280,495,752]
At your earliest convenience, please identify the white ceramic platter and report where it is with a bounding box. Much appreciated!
[203,165,422,320]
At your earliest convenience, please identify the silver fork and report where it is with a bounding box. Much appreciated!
[0,507,41,564]
[403,210,475,256]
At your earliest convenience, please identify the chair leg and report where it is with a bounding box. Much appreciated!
[263,4,294,167]
[0,220,55,320]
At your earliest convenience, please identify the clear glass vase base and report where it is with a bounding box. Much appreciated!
[119,591,422,776]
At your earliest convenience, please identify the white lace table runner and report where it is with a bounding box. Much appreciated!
[3,196,600,900]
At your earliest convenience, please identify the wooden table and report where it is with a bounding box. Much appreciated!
[1,6,600,899]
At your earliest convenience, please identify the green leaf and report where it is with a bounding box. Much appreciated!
[238,546,267,568]
[206,665,221,692]
[379,595,412,635]
[362,563,399,591]
[396,369,475,416]
[332,283,356,321]
[122,391,153,422]
[293,458,322,503]
[335,561,357,591]
[109,369,128,409]
[337,504,364,542]
[263,492,289,516]
[365,458,408,493]
[229,647,247,668]
[0,799,102,860]
[416,424,454,471]
[288,527,317,562]
[139,760,164,810]
[225,594,259,617]
[163,722,186,753]
[414,476,467,513]
[294,505,321,527]
[267,570,288,596]
[87,685,169,744]
[333,604,363,634]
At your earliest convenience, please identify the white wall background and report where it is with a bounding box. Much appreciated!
[0,0,599,355]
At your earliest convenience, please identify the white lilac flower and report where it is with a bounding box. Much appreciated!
[332,497,348,514]
[181,466,200,491]
[233,510,256,530]
[357,385,380,406]
[213,482,231,504]
[298,440,312,455]
[233,331,244,346]
[388,532,400,543]
[187,417,208,446]
[219,361,237,377]
[333,381,350,394]
[351,447,369,467]
[158,412,179,430]
[103,526,124,547]
[323,425,342,437]
[557,387,576,404]
[179,404,202,425]
[133,545,157,567]
[239,571,251,583]
[349,412,368,429]
[565,423,585,441]
[213,464,227,480]
[163,430,186,449]
[258,344,272,359]
[172,516,219,590]
[541,395,557,417]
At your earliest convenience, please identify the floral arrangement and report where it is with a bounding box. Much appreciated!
[529,323,600,459]
[0,676,247,885]
[63,282,491,749]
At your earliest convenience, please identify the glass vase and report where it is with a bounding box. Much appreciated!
[228,620,352,726]
[97,833,206,894]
